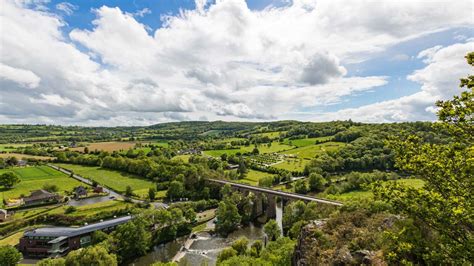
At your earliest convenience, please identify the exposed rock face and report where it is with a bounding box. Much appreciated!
[292,217,390,266]
[292,220,326,266]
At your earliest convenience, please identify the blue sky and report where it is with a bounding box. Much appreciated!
[1,0,473,125]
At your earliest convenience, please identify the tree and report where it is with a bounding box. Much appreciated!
[166,181,184,201]
[264,219,281,241]
[373,52,474,264]
[260,237,295,266]
[250,240,263,257]
[231,237,249,255]
[215,199,241,236]
[6,156,18,166]
[64,245,117,266]
[294,180,308,194]
[148,187,156,201]
[37,258,65,266]
[217,247,237,263]
[308,173,326,192]
[125,185,133,197]
[0,245,22,266]
[84,147,89,154]
[112,217,151,261]
[238,157,247,179]
[0,172,20,189]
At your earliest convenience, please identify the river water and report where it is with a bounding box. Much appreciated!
[130,202,283,266]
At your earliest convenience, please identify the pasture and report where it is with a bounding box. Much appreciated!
[0,153,53,160]
[273,158,306,171]
[71,142,137,153]
[203,141,294,157]
[54,164,156,199]
[242,170,274,186]
[280,142,345,159]
[0,166,83,206]
[283,136,334,147]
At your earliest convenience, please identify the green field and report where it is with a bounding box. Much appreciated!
[283,136,334,147]
[273,158,307,171]
[252,131,286,138]
[281,142,346,159]
[203,141,294,157]
[325,178,425,202]
[48,200,132,217]
[0,144,32,152]
[0,166,84,206]
[54,164,156,199]
[241,170,274,185]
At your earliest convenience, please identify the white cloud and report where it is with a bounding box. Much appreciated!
[56,2,77,16]
[0,0,473,125]
[320,42,473,122]
[0,63,41,88]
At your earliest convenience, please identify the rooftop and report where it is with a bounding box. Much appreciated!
[24,216,132,238]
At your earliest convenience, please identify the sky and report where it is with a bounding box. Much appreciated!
[0,0,473,126]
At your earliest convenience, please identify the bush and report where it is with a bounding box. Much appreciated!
[64,206,77,214]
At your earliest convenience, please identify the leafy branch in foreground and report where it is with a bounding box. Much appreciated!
[373,52,474,264]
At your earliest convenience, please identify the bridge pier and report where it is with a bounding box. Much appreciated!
[266,194,276,218]
[252,193,264,218]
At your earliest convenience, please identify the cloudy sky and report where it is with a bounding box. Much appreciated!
[0,0,473,125]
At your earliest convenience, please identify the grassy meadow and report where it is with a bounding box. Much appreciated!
[54,164,156,199]
[0,166,83,206]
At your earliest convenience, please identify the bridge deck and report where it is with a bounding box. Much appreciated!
[206,179,343,206]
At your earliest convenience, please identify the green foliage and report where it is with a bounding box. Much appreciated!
[64,245,117,266]
[263,219,281,241]
[37,258,66,266]
[148,187,156,200]
[112,216,151,262]
[166,181,184,200]
[231,237,249,255]
[217,247,238,263]
[250,240,263,257]
[0,245,22,266]
[215,199,241,236]
[373,52,474,264]
[125,185,133,197]
[64,206,76,214]
[42,183,59,192]
[217,255,270,266]
[0,172,20,188]
[294,179,308,194]
[308,172,326,192]
[260,237,295,266]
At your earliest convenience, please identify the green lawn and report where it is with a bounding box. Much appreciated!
[242,170,274,185]
[172,154,192,162]
[251,131,286,138]
[283,136,334,147]
[54,164,156,199]
[203,141,294,157]
[0,166,83,206]
[324,178,425,202]
[273,159,307,171]
[280,142,346,159]
[48,200,132,217]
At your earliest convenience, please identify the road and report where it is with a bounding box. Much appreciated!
[48,164,168,208]
[206,178,343,206]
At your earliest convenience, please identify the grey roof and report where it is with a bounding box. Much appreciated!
[24,216,132,238]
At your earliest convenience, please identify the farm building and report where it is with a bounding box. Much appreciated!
[19,216,132,257]
[0,209,9,222]
[74,186,88,198]
[23,190,61,206]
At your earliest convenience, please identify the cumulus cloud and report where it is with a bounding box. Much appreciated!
[320,42,473,122]
[0,63,41,88]
[0,0,473,125]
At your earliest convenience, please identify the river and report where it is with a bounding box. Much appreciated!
[130,201,283,266]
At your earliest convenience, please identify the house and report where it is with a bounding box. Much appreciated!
[226,164,239,170]
[93,186,104,193]
[17,160,28,167]
[74,186,87,198]
[0,209,9,222]
[19,216,132,258]
[23,190,61,206]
